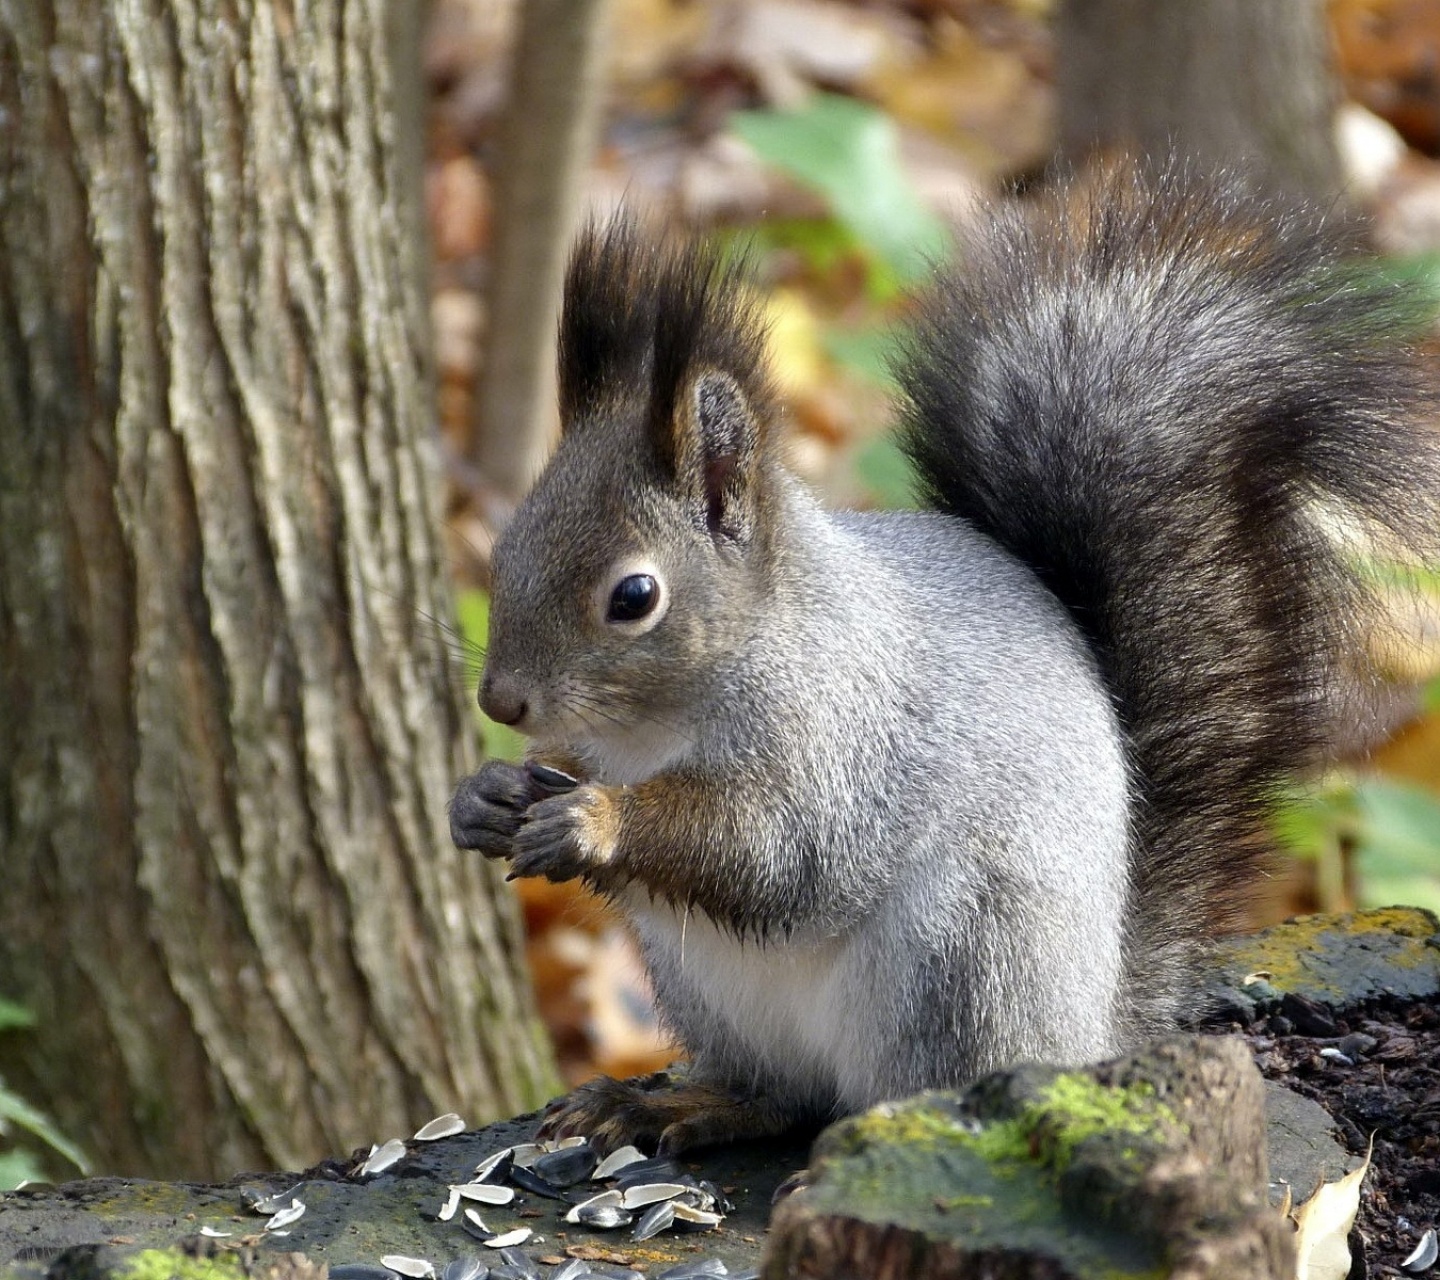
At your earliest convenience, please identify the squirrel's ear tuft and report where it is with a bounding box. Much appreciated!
[558,218,655,429]
[558,214,779,536]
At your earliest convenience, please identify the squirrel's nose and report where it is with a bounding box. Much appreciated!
[479,670,528,726]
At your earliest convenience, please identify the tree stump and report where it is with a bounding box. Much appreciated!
[765,1035,1295,1280]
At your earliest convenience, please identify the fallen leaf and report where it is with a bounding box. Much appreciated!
[1290,1137,1372,1280]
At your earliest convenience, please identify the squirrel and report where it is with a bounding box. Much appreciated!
[450,166,1440,1156]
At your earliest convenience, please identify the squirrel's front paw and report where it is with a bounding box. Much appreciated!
[449,760,536,858]
[507,785,619,885]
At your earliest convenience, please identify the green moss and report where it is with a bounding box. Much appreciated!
[836,1074,1176,1183]
[808,1091,1172,1279]
[113,1248,247,1280]
[1023,1075,1177,1174]
[935,1193,995,1210]
[86,1185,200,1216]
[1213,907,1440,1003]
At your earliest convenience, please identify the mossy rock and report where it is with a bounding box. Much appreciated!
[764,1036,1294,1280]
[1205,907,1440,1022]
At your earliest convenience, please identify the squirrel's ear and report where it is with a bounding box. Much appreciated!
[666,370,762,542]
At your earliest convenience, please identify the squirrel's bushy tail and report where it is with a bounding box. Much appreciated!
[897,167,1440,1035]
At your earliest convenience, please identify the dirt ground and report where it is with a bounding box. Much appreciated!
[1222,996,1440,1277]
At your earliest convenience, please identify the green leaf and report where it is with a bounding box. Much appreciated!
[0,999,36,1033]
[454,588,525,762]
[0,1081,88,1174]
[728,216,862,277]
[1347,777,1440,913]
[1352,777,1440,872]
[1424,676,1440,714]
[1272,784,1349,859]
[731,95,949,285]
[0,1149,46,1192]
[1352,555,1440,593]
[1355,871,1440,916]
[1357,251,1440,326]
[1273,774,1440,912]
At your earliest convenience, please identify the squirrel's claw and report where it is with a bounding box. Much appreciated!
[507,785,618,885]
[536,1072,803,1157]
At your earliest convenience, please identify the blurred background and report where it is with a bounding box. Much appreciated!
[426,0,1440,1093]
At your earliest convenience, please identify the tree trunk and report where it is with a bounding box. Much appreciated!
[1056,0,1344,203]
[469,0,610,510]
[0,0,557,1181]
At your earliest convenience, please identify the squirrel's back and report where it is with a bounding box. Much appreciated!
[897,168,1440,1033]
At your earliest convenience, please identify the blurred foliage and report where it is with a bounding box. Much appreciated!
[0,998,88,1189]
[853,437,920,510]
[1277,763,1440,917]
[729,94,938,509]
[730,93,949,293]
[456,587,526,762]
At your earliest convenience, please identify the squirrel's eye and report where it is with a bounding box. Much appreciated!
[608,574,659,623]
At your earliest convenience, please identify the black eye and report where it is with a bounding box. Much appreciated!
[608,574,659,623]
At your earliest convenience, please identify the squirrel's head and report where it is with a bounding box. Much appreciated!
[481,218,784,770]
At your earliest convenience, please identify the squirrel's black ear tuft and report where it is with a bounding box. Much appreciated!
[558,214,779,522]
[558,218,656,427]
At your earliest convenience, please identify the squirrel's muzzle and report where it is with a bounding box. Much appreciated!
[480,670,528,727]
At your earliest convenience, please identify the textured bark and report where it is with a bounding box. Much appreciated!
[470,0,610,508]
[0,0,557,1180]
[1057,0,1344,203]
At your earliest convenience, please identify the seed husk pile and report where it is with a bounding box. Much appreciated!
[259,1122,748,1280]
[452,1136,730,1245]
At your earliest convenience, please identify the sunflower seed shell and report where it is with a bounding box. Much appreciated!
[505,1143,546,1170]
[473,1149,514,1182]
[481,1228,532,1249]
[564,1190,624,1224]
[249,1184,306,1214]
[413,1113,466,1142]
[436,1187,461,1222]
[531,1142,599,1187]
[381,1257,435,1279]
[507,1164,567,1200]
[631,1200,676,1242]
[620,1183,690,1210]
[497,1248,540,1280]
[1402,1228,1438,1273]
[671,1201,723,1227]
[330,1266,400,1280]
[453,1182,517,1206]
[655,1262,729,1279]
[264,1201,306,1231]
[591,1146,647,1180]
[359,1138,408,1177]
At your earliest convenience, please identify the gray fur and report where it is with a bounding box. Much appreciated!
[623,480,1128,1115]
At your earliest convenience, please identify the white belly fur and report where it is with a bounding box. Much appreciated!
[626,896,878,1108]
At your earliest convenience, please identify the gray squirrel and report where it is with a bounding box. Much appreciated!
[450,167,1440,1155]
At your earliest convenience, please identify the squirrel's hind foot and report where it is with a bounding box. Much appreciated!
[537,1071,801,1156]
